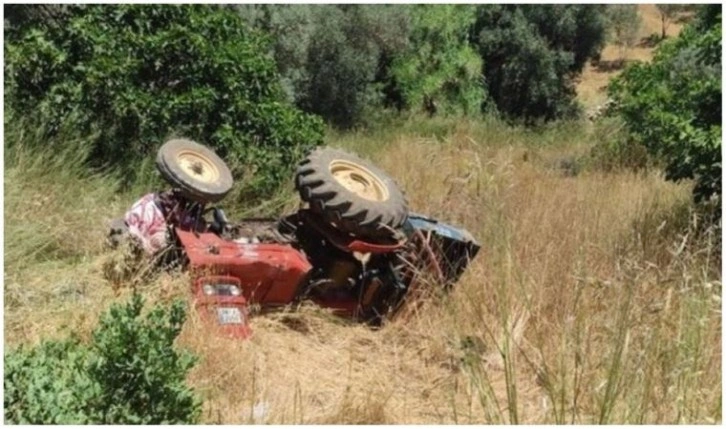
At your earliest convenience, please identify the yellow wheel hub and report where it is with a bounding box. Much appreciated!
[330,160,389,202]
[177,150,220,184]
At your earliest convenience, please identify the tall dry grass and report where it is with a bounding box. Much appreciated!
[4,117,721,424]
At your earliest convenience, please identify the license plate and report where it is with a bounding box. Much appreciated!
[216,307,243,325]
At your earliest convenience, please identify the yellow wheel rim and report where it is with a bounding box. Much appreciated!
[177,150,220,184]
[330,160,389,202]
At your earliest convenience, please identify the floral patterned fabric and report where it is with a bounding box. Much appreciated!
[124,193,169,255]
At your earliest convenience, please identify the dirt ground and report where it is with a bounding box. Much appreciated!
[576,4,687,108]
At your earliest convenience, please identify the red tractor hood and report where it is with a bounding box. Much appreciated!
[176,228,312,305]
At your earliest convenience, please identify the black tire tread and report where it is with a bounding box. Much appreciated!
[294,147,408,240]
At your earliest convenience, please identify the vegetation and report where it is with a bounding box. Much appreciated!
[298,6,394,128]
[607,5,643,60]
[5,115,720,424]
[4,4,324,198]
[5,295,200,424]
[389,5,484,116]
[4,3,720,425]
[236,4,608,126]
[471,5,608,122]
[236,4,411,128]
[656,4,687,39]
[609,5,721,219]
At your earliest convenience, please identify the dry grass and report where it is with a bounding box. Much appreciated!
[576,4,689,108]
[4,117,721,424]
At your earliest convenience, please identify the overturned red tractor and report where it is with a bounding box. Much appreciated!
[110,140,479,338]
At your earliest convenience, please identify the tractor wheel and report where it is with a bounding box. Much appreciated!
[155,139,233,204]
[295,147,408,240]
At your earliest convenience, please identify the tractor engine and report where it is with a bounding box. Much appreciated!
[217,209,413,323]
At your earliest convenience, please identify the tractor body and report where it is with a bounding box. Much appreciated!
[177,210,479,338]
[120,141,480,339]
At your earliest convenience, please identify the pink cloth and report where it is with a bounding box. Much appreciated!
[124,193,169,254]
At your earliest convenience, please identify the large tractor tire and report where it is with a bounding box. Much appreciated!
[155,139,233,204]
[295,147,408,241]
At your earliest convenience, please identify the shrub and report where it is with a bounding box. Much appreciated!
[235,4,318,105]
[471,5,608,122]
[4,339,97,424]
[4,294,200,424]
[4,4,324,199]
[389,5,485,116]
[238,5,609,125]
[608,6,721,218]
[300,6,382,129]
[300,6,411,128]
[237,5,411,129]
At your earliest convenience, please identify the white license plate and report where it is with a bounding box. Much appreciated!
[216,307,243,325]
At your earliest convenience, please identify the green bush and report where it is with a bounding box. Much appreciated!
[240,5,609,126]
[235,5,318,105]
[300,5,412,128]
[608,6,721,217]
[390,5,485,116]
[4,4,324,198]
[471,5,608,122]
[4,294,200,424]
[4,339,97,424]
[300,6,383,129]
[237,5,411,129]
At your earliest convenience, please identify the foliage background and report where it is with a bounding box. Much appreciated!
[609,5,721,217]
[3,3,721,425]
[4,4,324,199]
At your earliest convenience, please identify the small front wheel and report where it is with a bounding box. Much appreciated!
[155,139,234,204]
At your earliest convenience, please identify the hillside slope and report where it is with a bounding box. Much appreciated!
[576,4,687,108]
[5,118,720,424]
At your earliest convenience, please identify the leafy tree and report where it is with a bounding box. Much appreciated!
[5,295,200,424]
[302,5,412,128]
[515,4,608,73]
[694,3,722,31]
[239,4,609,125]
[389,5,485,116]
[656,4,686,39]
[234,4,317,104]
[471,5,607,122]
[299,6,382,128]
[609,7,721,219]
[237,5,410,128]
[607,5,642,60]
[4,4,324,198]
[3,4,70,38]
